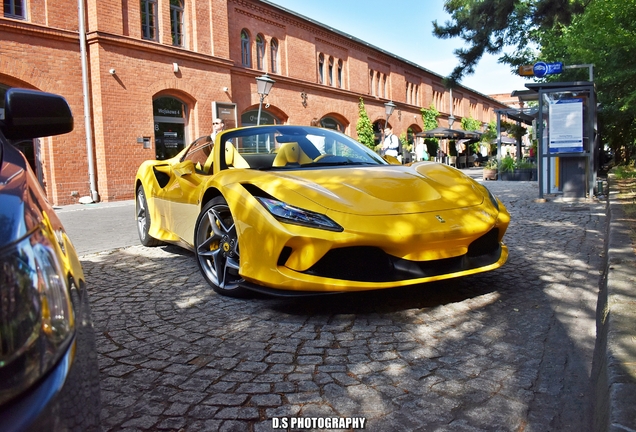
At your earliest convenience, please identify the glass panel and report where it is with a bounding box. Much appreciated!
[241,30,251,67]
[170,0,184,46]
[270,39,278,74]
[256,35,264,70]
[153,97,186,160]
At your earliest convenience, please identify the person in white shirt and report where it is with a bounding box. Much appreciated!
[382,126,399,157]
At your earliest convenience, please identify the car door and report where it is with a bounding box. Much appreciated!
[154,136,212,245]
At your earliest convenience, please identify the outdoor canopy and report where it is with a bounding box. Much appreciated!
[416,127,467,139]
[416,127,482,140]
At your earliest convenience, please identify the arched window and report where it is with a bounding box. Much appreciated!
[256,34,265,71]
[318,53,325,84]
[241,29,251,67]
[328,57,334,86]
[319,116,345,132]
[270,38,279,74]
[153,96,187,160]
[337,59,343,88]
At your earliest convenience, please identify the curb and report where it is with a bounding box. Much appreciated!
[593,174,636,431]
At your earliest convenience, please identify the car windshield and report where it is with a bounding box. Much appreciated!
[208,125,387,171]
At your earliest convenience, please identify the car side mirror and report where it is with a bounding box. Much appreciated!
[0,88,73,140]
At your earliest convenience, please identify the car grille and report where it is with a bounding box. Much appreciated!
[297,228,501,282]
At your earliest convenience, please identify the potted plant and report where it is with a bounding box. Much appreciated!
[482,158,498,180]
[498,155,516,180]
[515,160,537,181]
[499,155,536,181]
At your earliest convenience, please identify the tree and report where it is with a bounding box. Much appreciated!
[460,116,482,132]
[536,0,636,163]
[420,104,439,130]
[434,0,636,163]
[356,98,376,149]
[432,0,586,84]
[420,104,440,157]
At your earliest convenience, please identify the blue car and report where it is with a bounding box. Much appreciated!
[0,89,100,431]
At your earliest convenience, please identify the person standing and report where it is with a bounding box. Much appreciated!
[210,118,225,141]
[382,125,399,157]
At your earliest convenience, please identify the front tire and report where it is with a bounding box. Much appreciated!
[136,185,162,247]
[194,197,249,297]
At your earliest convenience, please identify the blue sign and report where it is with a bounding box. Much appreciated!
[533,62,563,78]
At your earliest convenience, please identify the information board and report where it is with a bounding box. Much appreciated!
[549,99,583,153]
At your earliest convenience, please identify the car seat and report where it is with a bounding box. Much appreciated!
[272,142,313,167]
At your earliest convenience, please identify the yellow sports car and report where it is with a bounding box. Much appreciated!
[135,125,510,297]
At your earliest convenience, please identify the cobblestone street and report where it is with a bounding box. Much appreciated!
[82,181,606,431]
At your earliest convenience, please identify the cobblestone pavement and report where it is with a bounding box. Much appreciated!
[82,181,606,431]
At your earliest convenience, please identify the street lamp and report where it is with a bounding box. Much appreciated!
[448,114,456,130]
[255,73,275,125]
[384,100,396,128]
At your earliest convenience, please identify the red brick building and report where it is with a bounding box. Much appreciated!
[1,0,509,205]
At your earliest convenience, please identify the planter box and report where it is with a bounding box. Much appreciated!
[500,169,534,181]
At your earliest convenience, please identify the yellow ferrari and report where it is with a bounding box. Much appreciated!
[135,125,510,297]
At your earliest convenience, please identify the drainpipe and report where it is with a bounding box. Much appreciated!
[78,0,99,202]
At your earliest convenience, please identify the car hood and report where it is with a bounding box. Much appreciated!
[255,164,484,216]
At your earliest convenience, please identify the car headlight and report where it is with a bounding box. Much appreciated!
[256,197,343,232]
[0,227,75,405]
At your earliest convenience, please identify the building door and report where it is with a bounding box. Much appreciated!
[153,96,187,160]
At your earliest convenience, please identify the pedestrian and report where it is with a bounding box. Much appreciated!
[211,118,225,142]
[308,118,326,153]
[382,125,400,158]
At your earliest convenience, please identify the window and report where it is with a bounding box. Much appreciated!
[270,39,279,74]
[170,0,184,46]
[3,0,25,19]
[328,57,334,86]
[369,70,374,95]
[153,96,187,160]
[256,34,265,71]
[318,54,325,84]
[337,60,343,88]
[141,0,158,41]
[241,30,251,67]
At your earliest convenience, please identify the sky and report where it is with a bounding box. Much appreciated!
[265,0,535,96]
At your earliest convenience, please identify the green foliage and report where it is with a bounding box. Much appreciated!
[536,0,636,163]
[420,105,439,131]
[460,116,482,133]
[499,155,516,173]
[484,158,499,169]
[481,121,497,142]
[497,155,536,172]
[432,0,586,83]
[420,104,440,157]
[516,160,536,169]
[435,0,636,164]
[613,165,636,180]
[399,132,412,152]
[355,98,375,149]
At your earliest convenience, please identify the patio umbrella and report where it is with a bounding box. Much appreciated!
[463,130,483,139]
[416,127,466,139]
